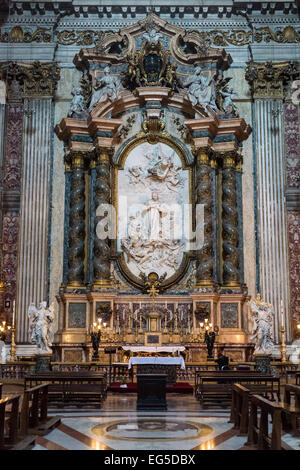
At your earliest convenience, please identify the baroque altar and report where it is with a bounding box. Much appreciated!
[53,14,253,364]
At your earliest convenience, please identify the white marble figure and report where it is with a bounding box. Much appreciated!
[248,296,275,355]
[142,28,162,45]
[0,340,6,363]
[220,86,237,114]
[89,66,123,111]
[28,301,55,354]
[68,87,86,116]
[142,192,168,240]
[183,66,217,111]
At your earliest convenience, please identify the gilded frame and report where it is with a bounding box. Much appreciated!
[111,134,195,292]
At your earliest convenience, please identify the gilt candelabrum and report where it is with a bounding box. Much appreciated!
[280,325,287,363]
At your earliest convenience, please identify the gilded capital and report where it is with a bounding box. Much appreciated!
[245,60,299,99]
[2,60,60,99]
[95,147,112,164]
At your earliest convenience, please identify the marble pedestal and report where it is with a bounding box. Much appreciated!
[254,354,272,374]
[35,353,52,372]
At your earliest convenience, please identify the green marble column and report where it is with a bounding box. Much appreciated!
[67,151,86,287]
[195,148,214,287]
[221,151,240,287]
[93,148,113,289]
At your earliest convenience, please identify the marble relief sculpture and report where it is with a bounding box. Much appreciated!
[183,66,217,112]
[248,295,275,355]
[89,66,123,111]
[28,301,55,354]
[118,142,189,278]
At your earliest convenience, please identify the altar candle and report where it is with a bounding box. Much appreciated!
[280,299,284,327]
[12,300,15,326]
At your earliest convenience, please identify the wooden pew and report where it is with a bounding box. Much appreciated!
[20,383,61,436]
[196,371,280,406]
[246,394,285,450]
[195,370,263,399]
[0,382,2,399]
[24,372,107,408]
[230,383,280,435]
[281,384,300,436]
[0,395,36,450]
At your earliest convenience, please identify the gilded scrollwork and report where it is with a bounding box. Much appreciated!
[2,25,300,47]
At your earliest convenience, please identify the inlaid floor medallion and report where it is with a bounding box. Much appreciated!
[91,418,213,442]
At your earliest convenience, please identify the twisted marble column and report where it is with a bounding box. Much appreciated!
[93,149,112,288]
[67,152,86,287]
[195,148,214,286]
[222,152,240,286]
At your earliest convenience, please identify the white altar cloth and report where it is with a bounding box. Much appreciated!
[128,357,185,370]
[122,346,185,354]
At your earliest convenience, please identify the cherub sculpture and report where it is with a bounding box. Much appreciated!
[28,301,55,354]
[68,87,86,117]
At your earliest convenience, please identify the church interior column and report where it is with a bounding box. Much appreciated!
[221,151,240,288]
[93,147,113,289]
[246,61,297,343]
[194,146,214,287]
[66,151,86,288]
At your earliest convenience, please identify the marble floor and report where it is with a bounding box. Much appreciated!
[28,393,299,451]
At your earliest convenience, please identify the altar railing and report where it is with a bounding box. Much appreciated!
[0,361,299,382]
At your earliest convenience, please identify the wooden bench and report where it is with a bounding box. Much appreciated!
[195,370,263,398]
[196,372,280,407]
[246,394,291,450]
[281,384,300,436]
[230,383,280,435]
[24,372,107,408]
[20,383,61,436]
[0,395,36,450]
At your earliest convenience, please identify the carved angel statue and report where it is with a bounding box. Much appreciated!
[28,301,55,354]
[183,66,217,112]
[89,66,123,111]
[219,86,238,115]
[68,86,86,117]
[248,295,274,355]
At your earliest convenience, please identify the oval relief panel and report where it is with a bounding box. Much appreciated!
[117,141,191,281]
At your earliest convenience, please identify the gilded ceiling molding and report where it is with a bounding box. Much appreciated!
[245,60,299,99]
[2,25,300,47]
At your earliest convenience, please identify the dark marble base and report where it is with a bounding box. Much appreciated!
[137,374,167,410]
[254,354,272,374]
[35,354,52,372]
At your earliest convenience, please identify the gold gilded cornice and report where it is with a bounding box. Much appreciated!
[2,26,300,47]
[245,60,299,99]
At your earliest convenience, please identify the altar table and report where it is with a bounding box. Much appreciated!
[128,357,185,385]
[122,346,185,354]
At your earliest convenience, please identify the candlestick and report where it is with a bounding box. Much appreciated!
[12,300,15,326]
